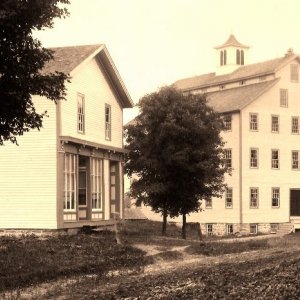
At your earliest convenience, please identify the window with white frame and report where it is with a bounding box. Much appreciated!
[271,115,279,133]
[64,153,77,211]
[105,104,111,140]
[272,188,280,208]
[290,64,299,82]
[224,149,232,168]
[77,94,85,133]
[207,224,213,236]
[205,198,212,209]
[223,114,232,131]
[250,148,258,168]
[91,158,102,210]
[250,187,259,208]
[280,89,288,107]
[292,151,299,170]
[292,117,299,134]
[250,113,258,131]
[250,224,257,234]
[271,150,279,169]
[227,224,234,235]
[225,187,233,208]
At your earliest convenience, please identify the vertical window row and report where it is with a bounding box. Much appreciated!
[250,188,258,208]
[292,117,299,134]
[272,188,280,207]
[250,148,258,168]
[271,150,279,169]
[223,114,232,131]
[271,115,279,133]
[292,151,299,170]
[224,149,232,168]
[225,187,233,208]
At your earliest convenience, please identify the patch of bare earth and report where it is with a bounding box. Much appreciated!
[1,235,299,300]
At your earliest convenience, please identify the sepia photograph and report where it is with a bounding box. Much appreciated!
[1,0,300,299]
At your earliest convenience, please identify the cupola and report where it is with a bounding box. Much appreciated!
[215,34,250,75]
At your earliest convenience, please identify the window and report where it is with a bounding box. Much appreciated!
[250,224,258,234]
[224,149,232,168]
[224,50,227,65]
[239,80,246,86]
[236,49,240,64]
[280,89,288,107]
[225,187,233,208]
[77,94,85,133]
[250,188,259,208]
[271,150,279,169]
[219,84,226,90]
[105,104,111,140]
[270,223,279,232]
[272,188,280,207]
[64,153,77,211]
[290,64,299,82]
[241,50,244,65]
[207,224,213,236]
[205,198,212,209]
[220,51,224,66]
[91,158,102,210]
[227,224,234,235]
[223,114,232,131]
[250,113,258,131]
[292,117,299,134]
[271,115,279,133]
[250,148,258,168]
[292,151,299,170]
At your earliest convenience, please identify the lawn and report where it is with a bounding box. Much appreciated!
[1,220,300,299]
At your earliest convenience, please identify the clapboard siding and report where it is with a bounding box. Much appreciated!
[0,96,57,229]
[61,57,123,149]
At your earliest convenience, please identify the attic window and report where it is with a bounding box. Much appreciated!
[239,80,246,86]
[219,85,226,90]
[290,64,299,82]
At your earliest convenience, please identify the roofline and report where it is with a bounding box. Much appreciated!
[179,71,275,93]
[68,44,133,109]
[69,44,104,77]
[238,78,280,111]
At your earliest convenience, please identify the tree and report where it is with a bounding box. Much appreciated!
[125,86,229,238]
[0,0,70,145]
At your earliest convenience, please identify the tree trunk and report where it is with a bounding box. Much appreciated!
[162,210,168,236]
[196,222,203,241]
[182,213,187,239]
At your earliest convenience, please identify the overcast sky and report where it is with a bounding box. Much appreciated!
[34,0,300,123]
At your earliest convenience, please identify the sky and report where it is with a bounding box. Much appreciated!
[34,0,300,123]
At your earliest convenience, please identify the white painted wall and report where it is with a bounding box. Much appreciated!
[241,60,300,223]
[61,57,123,149]
[0,96,57,229]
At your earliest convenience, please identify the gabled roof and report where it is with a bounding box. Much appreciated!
[173,54,298,92]
[206,79,279,113]
[215,34,250,49]
[43,44,133,108]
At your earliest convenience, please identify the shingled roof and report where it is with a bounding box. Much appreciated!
[173,54,298,92]
[43,44,102,74]
[42,44,133,108]
[206,79,279,113]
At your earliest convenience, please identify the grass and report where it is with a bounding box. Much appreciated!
[1,220,300,295]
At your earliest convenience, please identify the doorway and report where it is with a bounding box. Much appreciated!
[290,189,300,216]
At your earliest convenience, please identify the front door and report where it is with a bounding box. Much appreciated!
[290,189,300,216]
[78,156,88,220]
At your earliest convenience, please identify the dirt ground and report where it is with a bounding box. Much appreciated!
[2,234,298,300]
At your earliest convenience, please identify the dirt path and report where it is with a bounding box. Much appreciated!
[1,235,297,300]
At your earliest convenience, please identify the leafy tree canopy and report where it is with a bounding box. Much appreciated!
[125,86,229,237]
[0,0,70,145]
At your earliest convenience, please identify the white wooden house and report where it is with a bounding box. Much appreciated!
[141,35,300,235]
[0,44,133,230]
